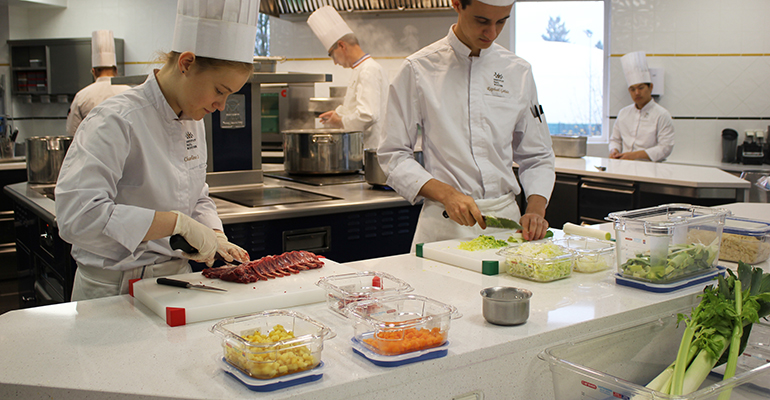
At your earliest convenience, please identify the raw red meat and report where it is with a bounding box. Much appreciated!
[201,251,323,284]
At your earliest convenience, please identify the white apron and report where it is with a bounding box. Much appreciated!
[411,193,522,250]
[71,258,190,301]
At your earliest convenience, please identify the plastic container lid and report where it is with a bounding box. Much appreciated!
[607,204,729,236]
[723,216,770,236]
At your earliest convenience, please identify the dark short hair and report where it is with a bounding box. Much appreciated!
[164,51,253,74]
[460,0,471,8]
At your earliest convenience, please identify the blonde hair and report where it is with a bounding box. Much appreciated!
[162,51,253,74]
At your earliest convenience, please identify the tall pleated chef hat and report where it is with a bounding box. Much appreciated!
[91,30,117,68]
[307,6,354,52]
[172,0,260,64]
[621,51,651,87]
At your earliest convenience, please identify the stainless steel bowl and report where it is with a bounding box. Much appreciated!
[480,287,532,326]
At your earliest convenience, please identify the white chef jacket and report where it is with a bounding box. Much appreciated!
[609,99,675,162]
[335,56,389,149]
[55,71,222,271]
[66,76,131,136]
[378,26,555,245]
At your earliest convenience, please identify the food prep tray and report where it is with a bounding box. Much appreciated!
[351,335,449,367]
[497,240,573,282]
[220,357,325,392]
[539,308,770,400]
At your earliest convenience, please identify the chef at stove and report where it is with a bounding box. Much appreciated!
[378,0,556,247]
[55,0,256,301]
[609,51,675,162]
[65,30,131,136]
[307,6,389,150]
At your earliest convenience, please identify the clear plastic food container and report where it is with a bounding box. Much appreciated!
[498,240,573,282]
[316,271,413,317]
[554,236,615,273]
[717,216,770,264]
[539,310,770,400]
[344,294,459,356]
[210,310,335,380]
[607,204,728,284]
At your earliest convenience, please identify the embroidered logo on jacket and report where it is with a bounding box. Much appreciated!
[487,71,509,97]
[185,131,197,150]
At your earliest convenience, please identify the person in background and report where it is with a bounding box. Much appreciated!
[65,30,131,136]
[55,0,258,301]
[609,51,675,162]
[307,6,389,150]
[378,0,555,248]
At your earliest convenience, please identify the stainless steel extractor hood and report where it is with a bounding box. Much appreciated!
[260,0,453,18]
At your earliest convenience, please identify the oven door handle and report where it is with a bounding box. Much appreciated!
[580,183,636,195]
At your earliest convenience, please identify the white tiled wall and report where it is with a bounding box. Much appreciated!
[609,0,770,164]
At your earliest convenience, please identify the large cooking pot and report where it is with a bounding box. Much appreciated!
[283,128,363,174]
[364,149,424,186]
[26,136,73,184]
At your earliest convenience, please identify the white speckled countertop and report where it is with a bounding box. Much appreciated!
[0,203,768,400]
[556,156,750,189]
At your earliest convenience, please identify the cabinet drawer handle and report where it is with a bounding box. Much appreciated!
[580,183,636,195]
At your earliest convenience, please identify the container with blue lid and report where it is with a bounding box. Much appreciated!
[718,216,770,264]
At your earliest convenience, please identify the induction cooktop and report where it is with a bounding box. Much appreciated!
[211,186,339,208]
[264,170,366,186]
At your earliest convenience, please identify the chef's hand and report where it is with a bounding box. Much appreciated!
[520,195,549,241]
[419,179,485,228]
[319,111,343,128]
[171,211,217,264]
[609,149,621,159]
[213,231,250,267]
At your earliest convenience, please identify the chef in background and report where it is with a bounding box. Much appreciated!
[55,0,256,301]
[65,30,131,136]
[609,51,675,162]
[307,6,389,150]
[378,0,555,248]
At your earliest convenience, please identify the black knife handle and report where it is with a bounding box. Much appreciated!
[442,210,449,218]
[170,234,197,253]
[157,277,190,288]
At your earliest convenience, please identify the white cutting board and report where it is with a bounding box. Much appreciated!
[131,258,358,326]
[419,230,565,275]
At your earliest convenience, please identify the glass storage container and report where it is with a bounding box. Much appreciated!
[345,294,459,356]
[498,240,573,282]
[607,204,728,284]
[211,310,334,380]
[316,271,413,317]
[554,236,615,273]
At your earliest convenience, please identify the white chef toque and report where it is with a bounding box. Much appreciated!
[476,0,515,6]
[307,6,354,52]
[621,51,651,87]
[172,0,261,64]
[91,30,117,68]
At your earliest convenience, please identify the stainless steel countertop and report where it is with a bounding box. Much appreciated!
[3,172,413,227]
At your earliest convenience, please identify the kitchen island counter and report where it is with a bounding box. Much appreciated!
[2,202,768,400]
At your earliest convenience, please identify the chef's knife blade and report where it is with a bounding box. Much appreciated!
[441,211,523,231]
[482,215,523,230]
[169,234,242,266]
[156,277,227,292]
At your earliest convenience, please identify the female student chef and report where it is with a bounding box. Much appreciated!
[55,0,260,300]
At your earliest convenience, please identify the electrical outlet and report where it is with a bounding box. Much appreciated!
[452,390,484,400]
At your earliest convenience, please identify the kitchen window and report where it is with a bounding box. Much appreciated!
[255,14,270,56]
[514,0,608,142]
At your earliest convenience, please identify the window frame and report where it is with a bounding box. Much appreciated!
[511,0,610,144]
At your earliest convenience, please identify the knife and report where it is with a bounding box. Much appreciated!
[442,211,523,230]
[169,234,242,266]
[156,277,227,292]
